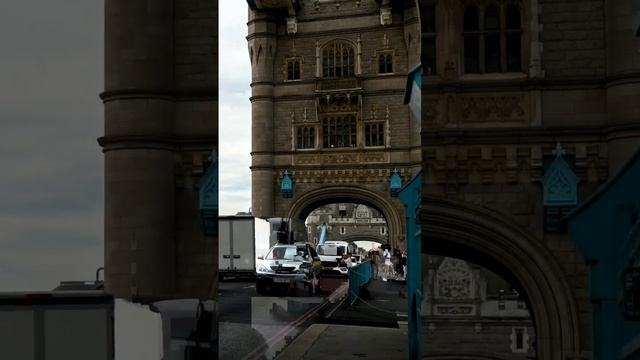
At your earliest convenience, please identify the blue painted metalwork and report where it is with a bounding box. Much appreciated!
[541,142,580,206]
[199,150,218,235]
[398,171,423,360]
[318,223,327,245]
[567,147,640,359]
[404,63,422,122]
[280,170,294,198]
[348,260,373,305]
[389,168,403,197]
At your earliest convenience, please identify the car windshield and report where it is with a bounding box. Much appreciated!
[317,245,345,256]
[266,246,307,260]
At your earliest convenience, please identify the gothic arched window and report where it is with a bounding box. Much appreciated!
[378,52,393,74]
[287,59,301,80]
[322,41,355,78]
[463,1,522,74]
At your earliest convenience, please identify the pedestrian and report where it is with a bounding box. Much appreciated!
[383,246,392,281]
[367,251,378,279]
[400,249,407,280]
[374,250,383,279]
[393,248,402,278]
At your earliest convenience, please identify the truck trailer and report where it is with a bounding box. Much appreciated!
[219,215,271,279]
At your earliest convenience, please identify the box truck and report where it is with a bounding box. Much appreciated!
[219,215,271,279]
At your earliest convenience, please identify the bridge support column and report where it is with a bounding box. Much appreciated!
[249,10,277,218]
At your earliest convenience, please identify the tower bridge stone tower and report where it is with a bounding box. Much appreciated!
[100,0,218,300]
[248,0,422,248]
[417,0,640,358]
[248,0,640,357]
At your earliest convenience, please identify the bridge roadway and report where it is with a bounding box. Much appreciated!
[218,276,347,360]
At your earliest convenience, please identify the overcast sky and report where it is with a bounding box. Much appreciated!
[0,2,250,291]
[219,2,252,216]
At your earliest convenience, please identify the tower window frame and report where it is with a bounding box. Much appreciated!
[321,114,357,149]
[462,1,523,74]
[377,50,394,74]
[285,57,302,81]
[365,122,386,147]
[295,125,316,149]
[322,40,356,78]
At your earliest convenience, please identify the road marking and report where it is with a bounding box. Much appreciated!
[324,295,346,318]
[243,285,255,289]
[240,282,347,360]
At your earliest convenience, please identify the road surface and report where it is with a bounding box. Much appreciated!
[218,277,346,360]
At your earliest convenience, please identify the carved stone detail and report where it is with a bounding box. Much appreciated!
[423,144,609,186]
[286,168,407,184]
[295,152,387,165]
[436,257,473,299]
[435,305,475,315]
[460,94,526,123]
[318,93,360,113]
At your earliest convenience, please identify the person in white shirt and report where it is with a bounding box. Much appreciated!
[383,247,392,280]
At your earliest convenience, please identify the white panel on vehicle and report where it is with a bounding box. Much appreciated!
[0,310,36,360]
[114,299,163,360]
[233,218,255,270]
[44,308,109,360]
[218,219,232,269]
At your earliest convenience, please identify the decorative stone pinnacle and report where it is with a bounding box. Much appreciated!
[552,142,566,158]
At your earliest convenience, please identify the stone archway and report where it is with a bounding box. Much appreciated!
[423,196,582,360]
[286,186,404,249]
[341,235,388,244]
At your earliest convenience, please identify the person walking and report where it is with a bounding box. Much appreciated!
[374,250,383,280]
[400,249,407,280]
[368,251,378,279]
[383,246,392,281]
[392,248,402,279]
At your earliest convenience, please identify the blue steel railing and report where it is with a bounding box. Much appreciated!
[348,260,373,305]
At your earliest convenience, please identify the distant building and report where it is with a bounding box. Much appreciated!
[306,204,388,245]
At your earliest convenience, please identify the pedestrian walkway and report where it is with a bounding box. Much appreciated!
[275,278,408,360]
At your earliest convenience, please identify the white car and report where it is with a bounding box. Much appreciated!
[255,242,322,295]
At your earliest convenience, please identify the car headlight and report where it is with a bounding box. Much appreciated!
[257,264,273,273]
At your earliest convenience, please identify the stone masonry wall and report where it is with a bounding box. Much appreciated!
[539,0,606,79]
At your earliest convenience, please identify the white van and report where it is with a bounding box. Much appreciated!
[316,241,359,276]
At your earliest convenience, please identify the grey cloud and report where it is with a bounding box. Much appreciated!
[0,0,103,290]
